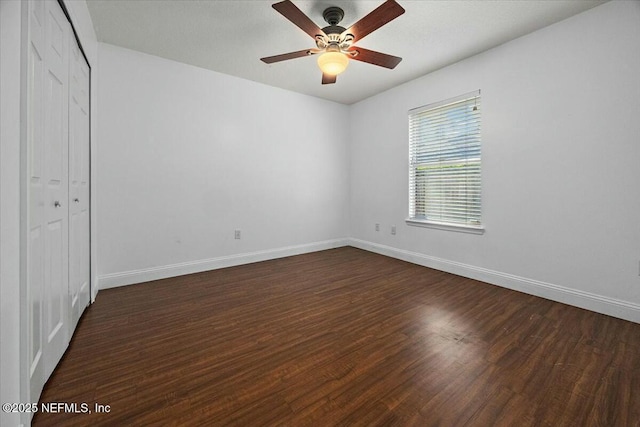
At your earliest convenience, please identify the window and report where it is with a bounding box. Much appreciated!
[407,90,482,233]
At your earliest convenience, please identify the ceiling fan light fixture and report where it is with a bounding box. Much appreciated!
[262,0,406,84]
[317,51,349,76]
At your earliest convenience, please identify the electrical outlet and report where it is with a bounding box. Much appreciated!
[234,229,241,240]
[375,223,380,232]
[391,225,396,235]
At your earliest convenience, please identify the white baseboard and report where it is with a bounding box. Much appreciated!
[97,237,640,324]
[349,238,640,324]
[98,238,349,290]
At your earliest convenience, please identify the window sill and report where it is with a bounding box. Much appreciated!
[405,219,485,235]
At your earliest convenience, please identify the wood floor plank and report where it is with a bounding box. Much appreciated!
[33,247,640,426]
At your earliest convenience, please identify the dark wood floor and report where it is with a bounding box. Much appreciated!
[34,247,640,426]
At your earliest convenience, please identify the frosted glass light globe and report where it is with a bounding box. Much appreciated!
[317,51,349,76]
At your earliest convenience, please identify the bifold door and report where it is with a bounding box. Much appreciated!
[68,30,91,330]
[26,0,91,404]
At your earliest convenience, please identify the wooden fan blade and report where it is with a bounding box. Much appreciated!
[348,47,402,69]
[261,49,314,64]
[342,0,405,44]
[322,73,337,85]
[272,0,326,39]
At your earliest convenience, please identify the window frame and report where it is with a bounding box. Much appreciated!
[406,90,484,234]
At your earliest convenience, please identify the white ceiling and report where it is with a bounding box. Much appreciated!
[85,0,607,105]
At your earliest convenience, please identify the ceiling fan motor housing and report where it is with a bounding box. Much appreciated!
[322,6,347,36]
[322,25,346,36]
[318,6,352,51]
[323,6,344,26]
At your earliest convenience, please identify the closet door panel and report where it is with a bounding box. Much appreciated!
[26,0,90,405]
[68,35,90,329]
[40,0,70,389]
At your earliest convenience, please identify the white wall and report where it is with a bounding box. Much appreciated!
[348,0,640,322]
[96,44,350,288]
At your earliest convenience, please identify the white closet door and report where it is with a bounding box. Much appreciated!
[68,34,90,330]
[27,0,71,400]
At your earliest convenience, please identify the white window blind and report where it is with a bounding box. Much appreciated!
[408,90,482,230]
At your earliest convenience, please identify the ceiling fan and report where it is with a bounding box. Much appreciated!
[260,0,405,85]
